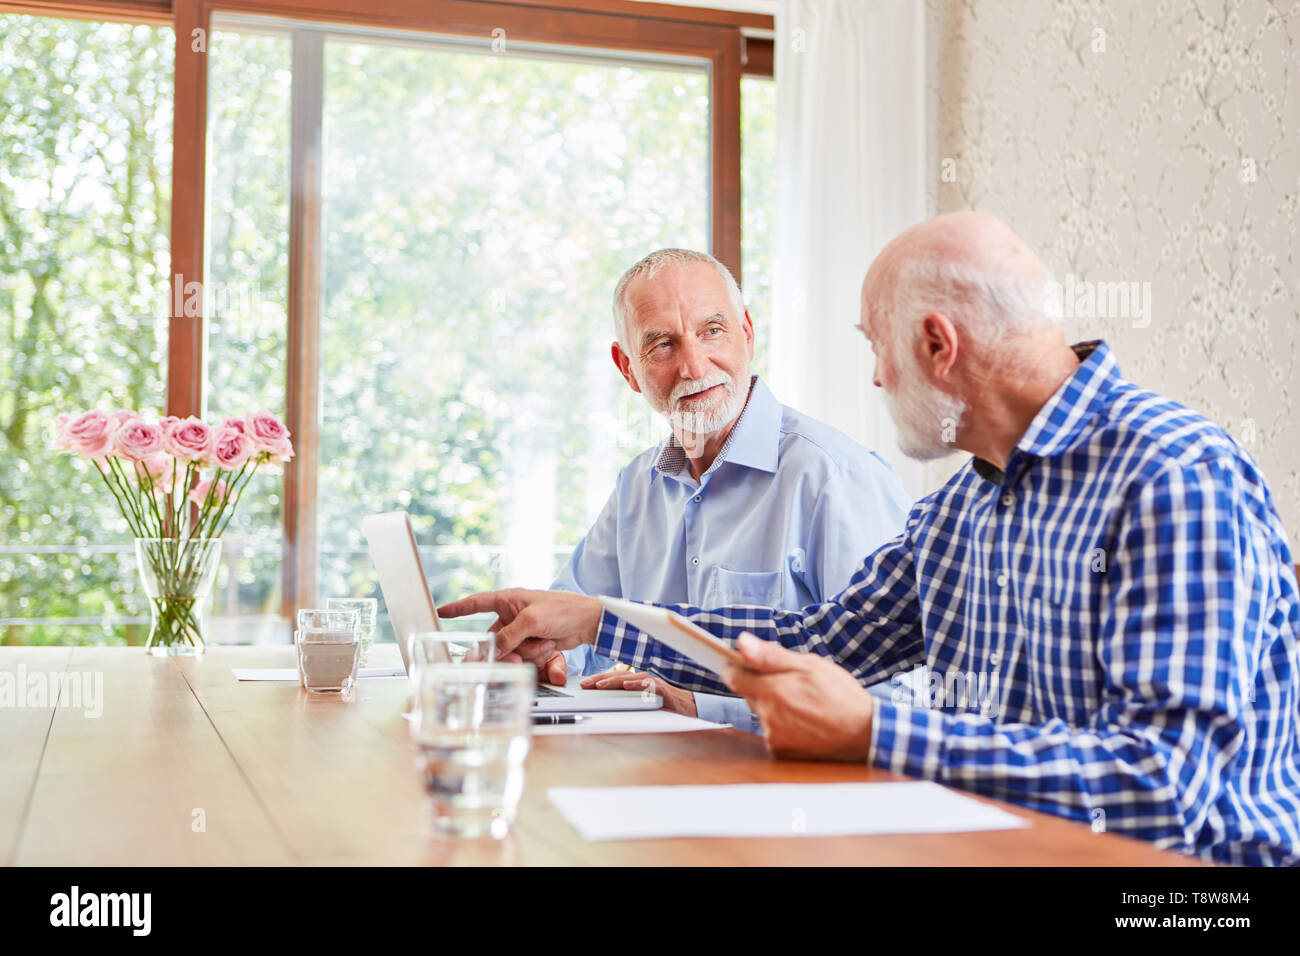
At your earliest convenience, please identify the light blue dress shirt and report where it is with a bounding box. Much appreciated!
[551,376,911,732]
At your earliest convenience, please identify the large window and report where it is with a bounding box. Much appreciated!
[0,14,173,645]
[1,3,774,647]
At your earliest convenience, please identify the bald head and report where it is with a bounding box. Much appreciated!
[862,211,1058,356]
[869,211,1046,286]
[859,212,1080,467]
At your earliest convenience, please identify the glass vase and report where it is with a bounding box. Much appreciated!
[134,537,223,656]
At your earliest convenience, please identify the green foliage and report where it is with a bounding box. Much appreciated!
[0,16,173,645]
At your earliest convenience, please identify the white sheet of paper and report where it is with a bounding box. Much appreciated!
[532,711,728,736]
[547,781,1030,841]
[231,667,404,681]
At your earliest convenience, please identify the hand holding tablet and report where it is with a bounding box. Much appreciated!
[597,596,747,676]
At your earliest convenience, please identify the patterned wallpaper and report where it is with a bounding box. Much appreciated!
[923,0,1300,543]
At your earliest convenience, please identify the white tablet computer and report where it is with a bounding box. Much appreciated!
[598,596,747,676]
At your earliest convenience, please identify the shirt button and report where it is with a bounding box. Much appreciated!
[1001,493,1015,507]
[989,651,1001,666]
[693,495,702,503]
[995,573,1009,588]
[691,557,700,567]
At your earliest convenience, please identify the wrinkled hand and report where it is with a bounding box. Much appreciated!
[438,589,602,671]
[580,669,697,717]
[723,632,874,762]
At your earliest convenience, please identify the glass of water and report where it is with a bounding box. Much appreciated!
[326,597,378,666]
[295,608,361,695]
[411,631,496,665]
[411,663,534,839]
[407,631,496,697]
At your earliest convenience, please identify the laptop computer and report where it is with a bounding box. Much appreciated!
[362,511,661,713]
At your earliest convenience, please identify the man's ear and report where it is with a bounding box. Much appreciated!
[742,308,755,361]
[611,341,642,393]
[919,312,959,381]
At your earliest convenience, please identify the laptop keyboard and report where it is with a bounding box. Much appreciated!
[536,684,573,698]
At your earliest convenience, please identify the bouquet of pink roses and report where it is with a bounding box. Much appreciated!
[54,409,294,540]
[54,409,294,655]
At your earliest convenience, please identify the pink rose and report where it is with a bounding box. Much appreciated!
[108,409,135,429]
[135,454,173,493]
[222,416,249,436]
[188,477,228,508]
[159,415,180,434]
[248,410,294,462]
[61,410,114,460]
[162,417,213,464]
[210,423,254,470]
[112,417,164,461]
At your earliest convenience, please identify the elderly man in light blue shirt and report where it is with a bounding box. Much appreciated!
[540,248,910,731]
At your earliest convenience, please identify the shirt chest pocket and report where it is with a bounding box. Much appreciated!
[704,566,784,608]
[1025,588,1101,720]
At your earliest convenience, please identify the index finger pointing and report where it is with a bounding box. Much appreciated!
[438,591,504,619]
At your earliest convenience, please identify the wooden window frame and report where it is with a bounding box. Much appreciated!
[0,1,171,24]
[8,0,773,620]
[742,35,772,78]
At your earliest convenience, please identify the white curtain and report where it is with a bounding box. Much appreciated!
[769,0,928,496]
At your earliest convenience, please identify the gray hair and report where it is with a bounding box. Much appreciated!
[884,255,1062,353]
[612,248,746,348]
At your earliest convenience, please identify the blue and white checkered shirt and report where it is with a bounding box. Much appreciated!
[594,341,1300,865]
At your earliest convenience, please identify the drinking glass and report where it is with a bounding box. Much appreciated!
[411,663,534,839]
[295,608,361,695]
[411,631,496,665]
[325,597,378,666]
[407,631,496,696]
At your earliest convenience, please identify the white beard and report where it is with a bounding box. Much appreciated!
[882,353,966,461]
[669,382,747,436]
[648,369,751,447]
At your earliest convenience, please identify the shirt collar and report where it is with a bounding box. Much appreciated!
[654,375,781,478]
[1015,340,1120,456]
[971,340,1120,483]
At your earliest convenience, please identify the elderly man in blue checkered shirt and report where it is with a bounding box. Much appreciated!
[442,212,1300,865]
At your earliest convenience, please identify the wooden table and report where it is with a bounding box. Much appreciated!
[1,646,1202,866]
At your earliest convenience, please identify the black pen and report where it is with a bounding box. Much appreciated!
[533,714,586,725]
